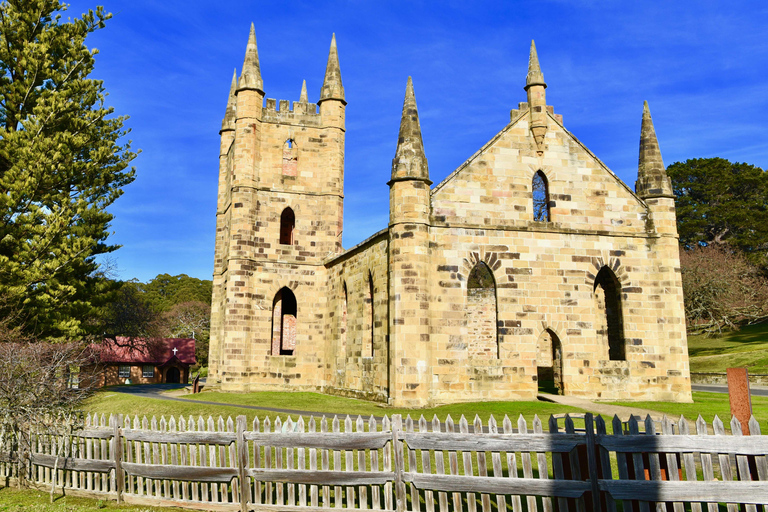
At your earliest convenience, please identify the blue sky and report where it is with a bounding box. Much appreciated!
[64,0,768,283]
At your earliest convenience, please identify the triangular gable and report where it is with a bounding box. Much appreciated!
[431,109,647,208]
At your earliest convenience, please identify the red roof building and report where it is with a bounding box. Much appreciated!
[93,338,196,387]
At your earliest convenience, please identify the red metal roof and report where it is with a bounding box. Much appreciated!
[98,337,196,366]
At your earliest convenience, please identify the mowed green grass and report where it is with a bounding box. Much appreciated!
[687,322,768,374]
[0,486,187,511]
[83,389,586,426]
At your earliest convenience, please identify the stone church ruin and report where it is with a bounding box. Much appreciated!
[207,26,692,407]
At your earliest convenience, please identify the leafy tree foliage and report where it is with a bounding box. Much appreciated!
[139,273,212,312]
[667,158,768,264]
[100,281,164,341]
[0,0,136,339]
[102,274,212,365]
[161,301,210,364]
[680,245,768,335]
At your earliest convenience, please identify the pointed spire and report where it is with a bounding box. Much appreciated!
[525,40,546,90]
[221,69,238,131]
[238,23,263,92]
[319,33,345,104]
[390,77,430,184]
[299,80,308,103]
[636,101,673,198]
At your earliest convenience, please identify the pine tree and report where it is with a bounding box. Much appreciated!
[667,158,768,266]
[0,0,136,339]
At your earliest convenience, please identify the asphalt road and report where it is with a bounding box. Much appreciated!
[692,383,768,396]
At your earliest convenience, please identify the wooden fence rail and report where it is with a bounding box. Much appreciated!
[1,412,767,512]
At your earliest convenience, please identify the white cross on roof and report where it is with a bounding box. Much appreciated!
[172,347,178,355]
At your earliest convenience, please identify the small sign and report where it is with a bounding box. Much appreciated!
[727,367,752,434]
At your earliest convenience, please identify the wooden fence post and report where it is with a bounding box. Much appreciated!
[112,414,124,504]
[392,414,405,512]
[237,415,249,512]
[584,413,602,512]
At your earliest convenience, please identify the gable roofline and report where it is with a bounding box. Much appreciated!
[547,111,647,206]
[431,111,525,196]
[324,227,389,267]
[430,110,648,209]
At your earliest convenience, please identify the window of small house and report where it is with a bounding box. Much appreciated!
[118,365,130,379]
[142,365,155,378]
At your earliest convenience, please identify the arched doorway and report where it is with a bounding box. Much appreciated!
[166,367,181,384]
[536,329,563,395]
[594,266,625,361]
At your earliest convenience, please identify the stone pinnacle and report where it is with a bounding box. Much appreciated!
[636,101,673,198]
[300,80,308,103]
[319,33,345,104]
[221,69,238,130]
[390,76,430,184]
[525,40,546,90]
[239,23,264,92]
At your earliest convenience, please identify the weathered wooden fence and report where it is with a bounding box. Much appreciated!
[1,412,767,512]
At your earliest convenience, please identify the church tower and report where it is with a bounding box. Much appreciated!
[208,28,346,391]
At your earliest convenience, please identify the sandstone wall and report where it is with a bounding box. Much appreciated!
[426,111,690,403]
[324,231,390,402]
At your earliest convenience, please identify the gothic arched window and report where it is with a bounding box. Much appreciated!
[282,138,298,176]
[532,170,550,222]
[366,272,375,358]
[271,287,297,356]
[280,208,295,245]
[341,282,348,358]
[467,262,498,359]
[594,266,625,361]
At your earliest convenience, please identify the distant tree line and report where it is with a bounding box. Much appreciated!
[103,274,212,368]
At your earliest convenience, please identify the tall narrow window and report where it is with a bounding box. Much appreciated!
[532,170,550,222]
[341,282,348,359]
[466,262,498,359]
[366,272,375,358]
[271,287,297,356]
[282,138,298,176]
[280,208,295,245]
[594,266,625,361]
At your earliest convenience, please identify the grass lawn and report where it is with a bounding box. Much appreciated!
[83,389,586,426]
[688,322,768,374]
[0,486,187,511]
[608,391,768,426]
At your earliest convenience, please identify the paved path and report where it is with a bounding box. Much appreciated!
[537,393,668,421]
[110,384,670,422]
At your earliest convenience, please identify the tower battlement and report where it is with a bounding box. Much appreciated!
[262,98,321,125]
